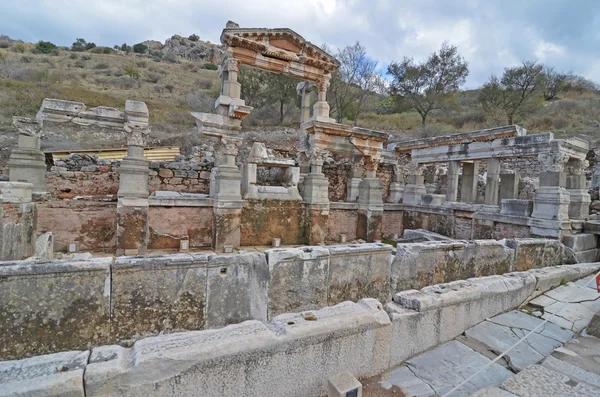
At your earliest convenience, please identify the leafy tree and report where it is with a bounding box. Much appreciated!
[120,43,132,53]
[35,41,57,54]
[479,60,544,124]
[72,38,86,52]
[124,64,141,79]
[189,34,200,42]
[86,42,96,50]
[263,73,300,124]
[204,63,218,70]
[387,42,468,125]
[239,65,267,108]
[540,67,569,100]
[133,43,148,54]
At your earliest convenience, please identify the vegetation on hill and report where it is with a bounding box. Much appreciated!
[0,34,598,164]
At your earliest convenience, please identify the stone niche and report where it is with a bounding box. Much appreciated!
[242,143,301,200]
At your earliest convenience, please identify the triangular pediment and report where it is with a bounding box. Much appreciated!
[220,25,339,72]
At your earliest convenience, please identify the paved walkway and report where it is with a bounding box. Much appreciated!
[365,275,600,396]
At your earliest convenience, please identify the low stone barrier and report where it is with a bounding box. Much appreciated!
[2,263,598,397]
[0,238,582,360]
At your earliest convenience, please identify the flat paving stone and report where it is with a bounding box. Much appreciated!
[543,355,600,388]
[379,365,435,397]
[545,283,600,303]
[470,386,518,397]
[404,341,512,396]
[465,320,558,371]
[501,364,600,396]
[490,310,574,343]
[575,275,599,290]
[541,301,597,332]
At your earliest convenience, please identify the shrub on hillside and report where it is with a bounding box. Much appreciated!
[51,49,60,56]
[165,84,174,93]
[145,72,161,83]
[69,53,78,59]
[90,46,113,54]
[35,41,57,54]
[124,64,141,79]
[74,60,86,68]
[164,53,178,64]
[133,43,148,54]
[81,54,91,61]
[136,60,147,68]
[21,56,32,63]
[189,34,200,42]
[94,63,109,70]
[204,63,217,70]
[14,44,25,53]
[194,78,212,89]
[0,41,9,49]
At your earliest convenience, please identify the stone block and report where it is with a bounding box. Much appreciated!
[0,181,32,203]
[265,246,329,318]
[33,231,53,261]
[0,259,111,359]
[501,199,533,217]
[328,372,362,397]
[327,243,393,305]
[205,252,269,328]
[84,300,391,397]
[562,233,598,252]
[0,350,89,397]
[420,193,445,206]
[111,254,207,341]
[505,238,573,272]
[575,248,600,263]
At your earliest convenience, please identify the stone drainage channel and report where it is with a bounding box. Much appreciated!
[366,274,600,396]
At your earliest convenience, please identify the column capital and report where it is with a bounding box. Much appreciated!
[220,57,240,75]
[566,158,589,175]
[316,76,331,92]
[12,117,41,137]
[538,151,571,173]
[124,123,150,147]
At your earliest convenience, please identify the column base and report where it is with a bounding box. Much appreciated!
[8,148,47,193]
[212,165,242,202]
[302,172,329,205]
[567,189,591,220]
[388,182,404,203]
[116,204,149,256]
[306,203,329,245]
[403,184,427,205]
[118,156,150,199]
[531,186,571,221]
[213,202,243,252]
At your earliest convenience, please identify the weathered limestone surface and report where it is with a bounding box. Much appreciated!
[505,238,575,272]
[0,259,111,360]
[391,240,513,291]
[502,364,600,396]
[328,243,393,305]
[265,246,329,317]
[0,350,89,397]
[111,254,208,341]
[84,299,389,397]
[205,252,268,328]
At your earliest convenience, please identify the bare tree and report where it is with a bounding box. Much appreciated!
[387,42,469,125]
[479,60,544,124]
[263,72,300,124]
[540,66,569,100]
[325,42,381,124]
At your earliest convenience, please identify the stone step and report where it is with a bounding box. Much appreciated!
[584,220,600,235]
[576,248,600,263]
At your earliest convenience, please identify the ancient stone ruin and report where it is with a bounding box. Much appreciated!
[1,21,600,396]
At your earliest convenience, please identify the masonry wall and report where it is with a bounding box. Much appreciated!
[0,238,575,360]
[148,206,214,248]
[240,200,307,246]
[6,262,599,397]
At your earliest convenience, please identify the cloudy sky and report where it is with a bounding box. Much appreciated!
[2,0,599,88]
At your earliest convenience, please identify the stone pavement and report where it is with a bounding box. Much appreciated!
[372,275,600,396]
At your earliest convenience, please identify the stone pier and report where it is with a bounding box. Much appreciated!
[357,159,383,241]
[116,101,150,256]
[460,161,479,203]
[498,173,519,204]
[566,159,591,220]
[446,160,460,202]
[484,158,501,205]
[8,117,46,194]
[403,163,426,205]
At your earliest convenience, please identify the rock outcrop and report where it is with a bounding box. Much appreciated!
[163,35,223,63]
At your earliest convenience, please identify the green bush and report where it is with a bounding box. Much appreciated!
[136,60,148,68]
[189,34,200,42]
[75,60,86,68]
[124,64,141,79]
[14,43,25,53]
[35,41,57,54]
[204,63,218,70]
[133,43,148,54]
[90,46,113,54]
[145,72,161,83]
[81,54,91,61]
[120,43,132,53]
[69,53,78,59]
[164,53,178,64]
[51,49,60,56]
[94,63,109,69]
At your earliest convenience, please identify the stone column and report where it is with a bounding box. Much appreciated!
[117,101,150,256]
[312,77,335,123]
[530,151,571,238]
[403,162,426,205]
[460,161,479,203]
[388,165,404,203]
[484,158,501,205]
[566,159,591,220]
[302,152,330,245]
[298,81,316,124]
[211,135,244,252]
[498,173,519,204]
[8,117,46,194]
[357,157,383,241]
[346,158,363,202]
[446,161,460,202]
